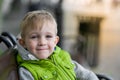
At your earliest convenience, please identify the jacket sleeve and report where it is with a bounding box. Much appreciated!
[72,60,99,80]
[18,67,34,80]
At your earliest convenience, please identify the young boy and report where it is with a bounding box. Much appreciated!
[16,10,99,80]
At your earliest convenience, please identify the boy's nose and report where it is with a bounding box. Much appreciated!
[38,38,46,45]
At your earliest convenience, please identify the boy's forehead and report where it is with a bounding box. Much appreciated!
[26,21,57,33]
[32,20,56,29]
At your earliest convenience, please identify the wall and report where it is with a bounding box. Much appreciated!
[62,0,120,80]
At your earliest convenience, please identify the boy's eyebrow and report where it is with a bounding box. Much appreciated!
[27,31,38,35]
[46,32,54,35]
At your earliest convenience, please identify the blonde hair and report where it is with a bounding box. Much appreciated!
[20,10,57,38]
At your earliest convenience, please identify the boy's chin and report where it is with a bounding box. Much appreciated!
[36,53,51,59]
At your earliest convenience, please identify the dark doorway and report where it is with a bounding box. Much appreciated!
[75,18,101,67]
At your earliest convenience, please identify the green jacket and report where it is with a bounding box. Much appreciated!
[17,46,76,80]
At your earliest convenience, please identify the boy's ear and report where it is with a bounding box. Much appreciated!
[55,36,59,44]
[19,39,26,47]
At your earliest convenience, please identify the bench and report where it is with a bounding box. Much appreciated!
[0,32,113,80]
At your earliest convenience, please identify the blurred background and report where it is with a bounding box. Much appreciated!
[0,0,120,80]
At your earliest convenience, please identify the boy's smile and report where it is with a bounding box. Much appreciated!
[36,47,49,53]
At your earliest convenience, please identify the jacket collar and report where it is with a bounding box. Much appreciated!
[16,41,38,60]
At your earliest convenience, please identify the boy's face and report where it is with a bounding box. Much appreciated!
[20,22,59,59]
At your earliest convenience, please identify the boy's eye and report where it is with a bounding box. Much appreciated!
[46,35,53,38]
[30,35,38,39]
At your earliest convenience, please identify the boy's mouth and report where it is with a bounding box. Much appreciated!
[36,48,48,51]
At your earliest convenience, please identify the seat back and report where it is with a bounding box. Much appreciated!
[0,32,18,80]
[0,48,19,80]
